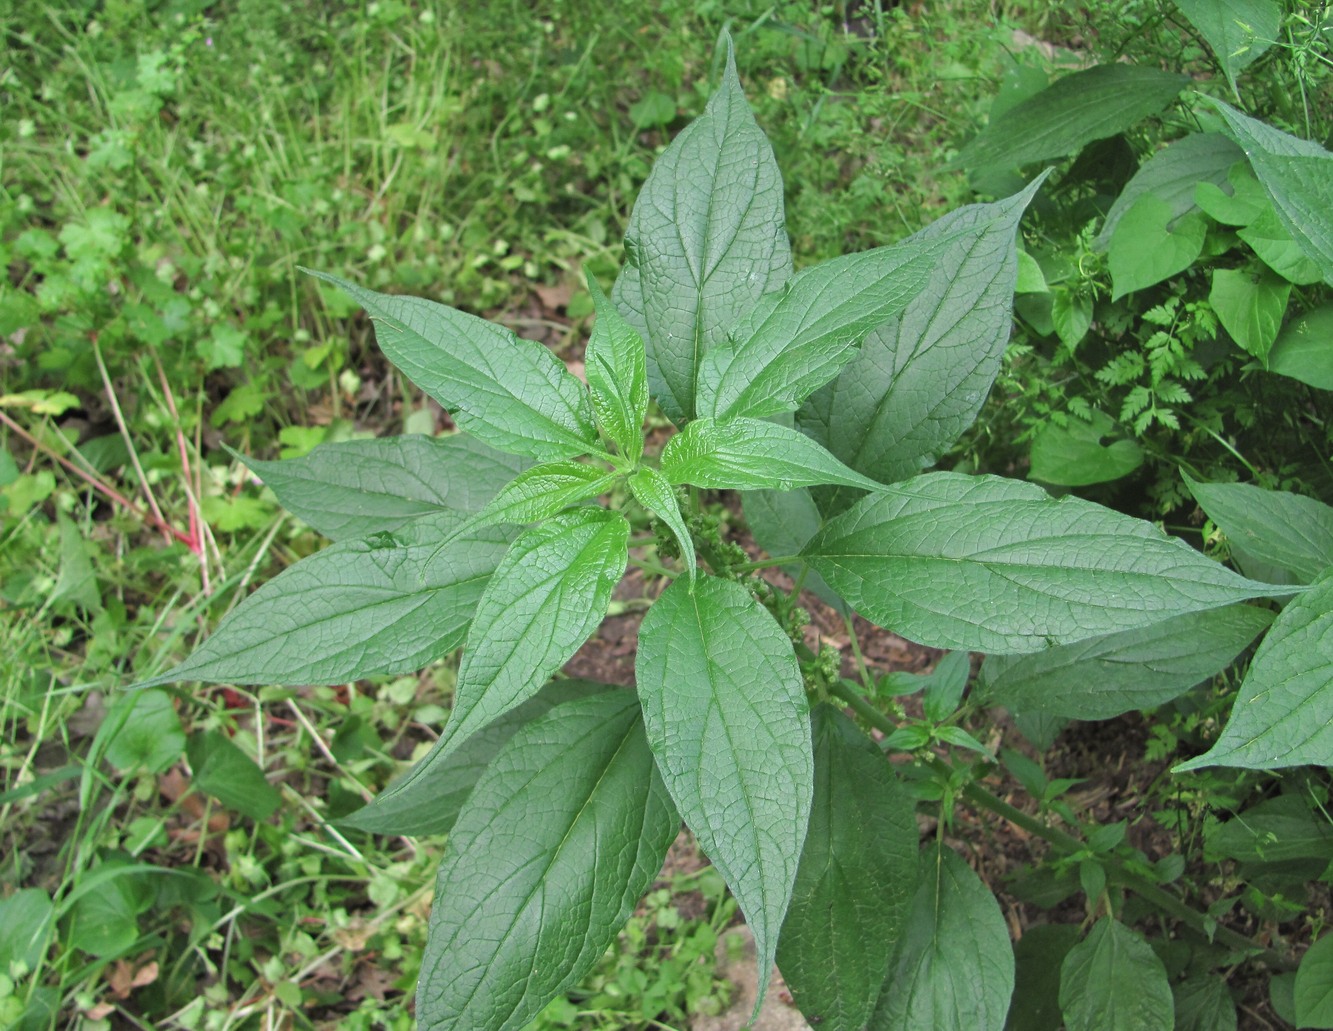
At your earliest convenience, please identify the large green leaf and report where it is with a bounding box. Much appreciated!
[1210,266,1291,361]
[1107,194,1207,299]
[1059,918,1173,1031]
[1176,568,1333,770]
[308,271,598,460]
[660,416,882,492]
[1185,474,1333,581]
[635,574,812,1019]
[801,472,1282,654]
[1205,97,1333,285]
[416,690,679,1031]
[871,845,1014,1030]
[1295,932,1333,1029]
[777,705,918,1030]
[1094,132,1242,250]
[440,508,629,766]
[103,689,187,774]
[234,433,528,541]
[1175,0,1280,94]
[584,274,648,462]
[137,511,512,688]
[1008,923,1082,1031]
[951,64,1189,179]
[1028,409,1145,488]
[799,181,1044,512]
[695,230,961,421]
[1269,304,1333,390]
[612,37,791,423]
[978,604,1272,720]
[340,680,614,837]
[0,889,54,972]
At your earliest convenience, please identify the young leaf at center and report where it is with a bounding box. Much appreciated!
[584,273,648,461]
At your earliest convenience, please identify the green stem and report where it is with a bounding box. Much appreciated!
[731,553,803,573]
[826,680,1297,970]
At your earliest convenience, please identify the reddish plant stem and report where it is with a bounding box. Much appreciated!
[0,409,194,547]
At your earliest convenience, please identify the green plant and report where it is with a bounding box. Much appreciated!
[951,0,1333,515]
[124,30,1333,1031]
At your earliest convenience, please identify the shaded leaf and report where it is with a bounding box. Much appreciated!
[636,574,812,1020]
[187,731,280,821]
[978,604,1273,720]
[1184,473,1333,581]
[104,689,186,774]
[1029,409,1144,487]
[0,889,54,972]
[340,680,614,837]
[1173,973,1238,1031]
[1008,923,1081,1031]
[871,845,1014,1030]
[952,64,1189,179]
[778,705,919,1029]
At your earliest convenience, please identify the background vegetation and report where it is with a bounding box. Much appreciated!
[2,1,1329,1028]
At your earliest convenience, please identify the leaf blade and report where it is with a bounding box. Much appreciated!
[802,472,1284,653]
[799,180,1045,508]
[416,690,679,1031]
[137,512,511,688]
[778,705,918,1030]
[1058,917,1174,1031]
[1184,474,1333,582]
[635,574,813,1020]
[870,845,1014,1030]
[661,416,882,493]
[233,433,529,541]
[307,270,598,459]
[612,37,792,423]
[1175,567,1333,770]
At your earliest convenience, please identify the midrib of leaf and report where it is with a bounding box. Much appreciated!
[452,714,643,1022]
[685,92,757,419]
